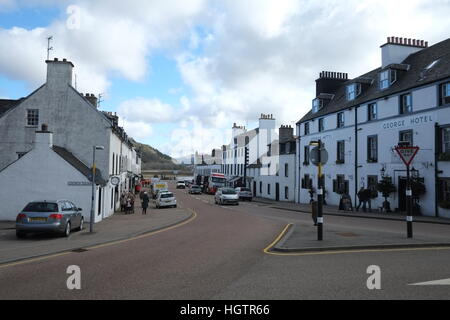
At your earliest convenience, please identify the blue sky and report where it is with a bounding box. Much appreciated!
[1,0,449,158]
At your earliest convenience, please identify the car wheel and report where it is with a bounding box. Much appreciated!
[63,222,71,237]
[77,217,84,231]
[16,231,26,239]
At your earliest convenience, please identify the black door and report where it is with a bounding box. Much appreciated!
[276,183,280,201]
[253,181,257,197]
[398,177,407,212]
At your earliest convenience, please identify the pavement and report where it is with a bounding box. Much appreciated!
[0,199,193,266]
[249,197,450,253]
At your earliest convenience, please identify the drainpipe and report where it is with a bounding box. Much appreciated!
[435,123,440,218]
[354,107,359,208]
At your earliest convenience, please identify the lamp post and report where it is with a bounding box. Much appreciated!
[90,145,104,233]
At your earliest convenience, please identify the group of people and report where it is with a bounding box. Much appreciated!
[120,189,151,215]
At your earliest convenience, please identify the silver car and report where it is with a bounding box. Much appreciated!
[235,187,253,201]
[16,200,84,238]
[215,188,239,205]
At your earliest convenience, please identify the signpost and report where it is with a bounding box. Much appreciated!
[395,145,420,239]
[310,141,328,241]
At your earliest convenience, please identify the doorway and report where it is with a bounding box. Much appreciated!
[276,183,280,201]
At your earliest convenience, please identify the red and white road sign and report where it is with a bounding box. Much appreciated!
[395,146,420,166]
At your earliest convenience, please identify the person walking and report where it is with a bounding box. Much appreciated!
[142,191,150,215]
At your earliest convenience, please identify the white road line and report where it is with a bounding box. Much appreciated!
[409,278,450,286]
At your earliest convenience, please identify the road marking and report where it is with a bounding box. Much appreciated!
[263,224,293,254]
[264,245,450,257]
[409,278,450,286]
[0,210,198,270]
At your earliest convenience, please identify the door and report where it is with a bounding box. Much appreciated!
[253,181,257,197]
[276,183,280,202]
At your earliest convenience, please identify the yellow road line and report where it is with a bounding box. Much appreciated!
[263,223,293,254]
[0,210,197,270]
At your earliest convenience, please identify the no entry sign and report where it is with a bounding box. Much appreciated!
[395,146,420,166]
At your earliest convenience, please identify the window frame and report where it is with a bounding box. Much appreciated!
[346,83,361,101]
[399,129,414,146]
[367,103,377,121]
[337,112,345,128]
[26,109,39,127]
[400,93,413,114]
[367,135,378,163]
[337,140,345,164]
[318,118,325,132]
[304,122,310,135]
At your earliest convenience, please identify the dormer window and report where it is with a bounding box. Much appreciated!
[312,98,323,113]
[379,69,397,90]
[346,83,361,101]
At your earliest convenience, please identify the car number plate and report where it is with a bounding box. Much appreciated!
[30,217,47,222]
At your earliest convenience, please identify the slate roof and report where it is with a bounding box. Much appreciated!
[298,38,450,124]
[52,146,107,185]
[0,99,22,117]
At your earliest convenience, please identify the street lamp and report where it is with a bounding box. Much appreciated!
[90,145,104,233]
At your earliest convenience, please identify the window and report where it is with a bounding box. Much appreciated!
[304,146,310,165]
[346,83,361,101]
[285,186,289,200]
[268,184,271,195]
[260,181,263,193]
[368,103,377,121]
[337,140,345,164]
[440,82,450,106]
[312,98,323,113]
[285,163,289,177]
[333,175,349,194]
[379,69,396,90]
[318,118,325,132]
[400,93,413,114]
[304,122,310,135]
[438,179,450,203]
[399,130,414,146]
[301,174,312,189]
[367,135,378,163]
[337,112,345,128]
[442,128,450,154]
[26,109,39,127]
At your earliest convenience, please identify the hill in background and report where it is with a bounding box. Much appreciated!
[130,139,190,171]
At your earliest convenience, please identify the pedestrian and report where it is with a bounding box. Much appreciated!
[120,191,126,212]
[357,188,371,213]
[142,191,150,215]
[125,197,132,214]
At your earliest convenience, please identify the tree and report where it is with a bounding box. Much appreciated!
[377,176,396,213]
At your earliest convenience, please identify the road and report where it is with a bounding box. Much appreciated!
[0,183,449,300]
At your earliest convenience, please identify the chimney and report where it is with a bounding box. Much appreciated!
[316,71,348,97]
[381,36,428,68]
[34,124,53,150]
[232,123,246,138]
[85,93,98,107]
[279,125,294,143]
[45,58,74,89]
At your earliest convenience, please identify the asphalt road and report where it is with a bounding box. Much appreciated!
[0,184,449,300]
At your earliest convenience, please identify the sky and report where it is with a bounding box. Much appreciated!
[0,0,449,160]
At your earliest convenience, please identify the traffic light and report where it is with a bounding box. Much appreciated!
[244,147,249,166]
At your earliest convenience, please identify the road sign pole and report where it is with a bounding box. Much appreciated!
[406,164,413,238]
[317,140,323,241]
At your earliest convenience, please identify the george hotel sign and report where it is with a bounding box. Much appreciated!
[382,113,433,130]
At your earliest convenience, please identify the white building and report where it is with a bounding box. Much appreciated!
[0,58,141,221]
[296,37,450,218]
[251,125,297,201]
[0,126,106,221]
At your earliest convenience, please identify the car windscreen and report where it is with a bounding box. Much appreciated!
[222,189,237,195]
[191,186,201,189]
[23,202,58,212]
[160,193,174,198]
[212,177,226,183]
[240,188,251,192]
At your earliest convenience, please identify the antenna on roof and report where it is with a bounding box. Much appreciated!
[98,93,104,108]
[47,36,53,60]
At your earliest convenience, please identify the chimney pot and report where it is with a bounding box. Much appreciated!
[41,124,49,132]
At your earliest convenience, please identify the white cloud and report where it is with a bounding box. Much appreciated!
[122,120,153,141]
[117,98,178,124]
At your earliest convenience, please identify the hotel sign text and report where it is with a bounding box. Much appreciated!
[382,114,433,130]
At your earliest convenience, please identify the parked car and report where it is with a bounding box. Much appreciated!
[156,192,177,209]
[235,187,253,201]
[16,200,84,238]
[215,188,239,205]
[176,181,186,189]
[189,185,202,194]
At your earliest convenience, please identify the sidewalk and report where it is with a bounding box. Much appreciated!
[0,200,193,265]
[273,224,450,253]
[252,197,450,225]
